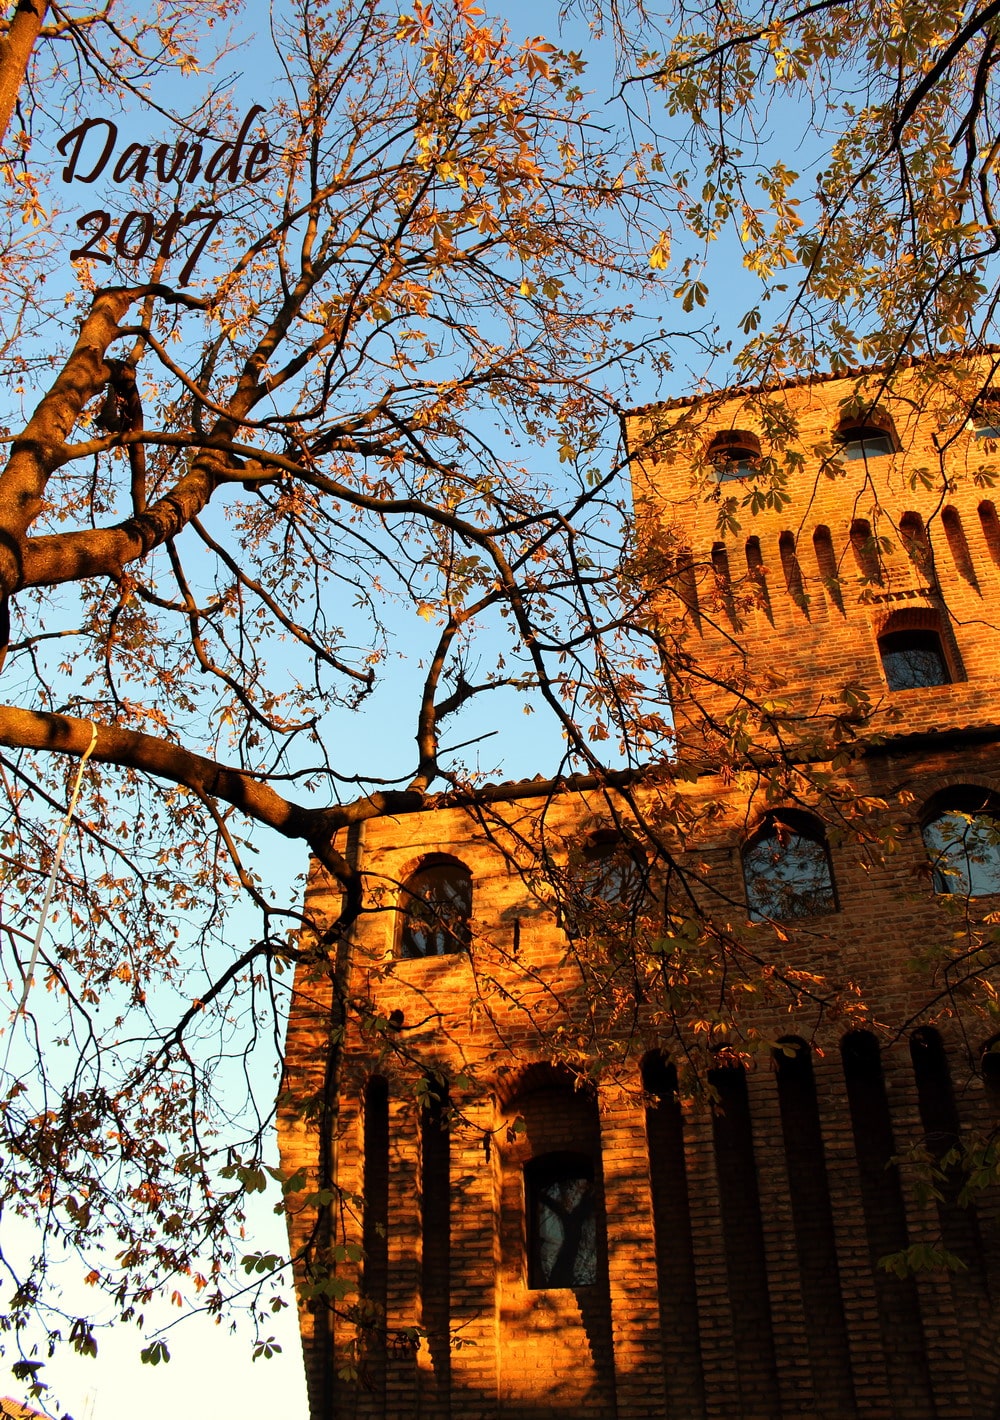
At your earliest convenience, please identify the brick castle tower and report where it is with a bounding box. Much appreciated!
[280,359,1000,1419]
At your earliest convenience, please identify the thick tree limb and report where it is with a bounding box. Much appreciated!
[0,287,134,595]
[0,702,437,854]
[0,0,48,146]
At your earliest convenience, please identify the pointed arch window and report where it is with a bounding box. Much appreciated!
[922,789,1000,897]
[399,856,472,958]
[742,810,837,921]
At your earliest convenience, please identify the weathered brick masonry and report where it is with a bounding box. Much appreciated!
[280,362,1000,1418]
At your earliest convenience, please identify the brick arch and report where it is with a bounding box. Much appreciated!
[918,779,1000,823]
[871,601,945,638]
[492,1059,586,1113]
[741,803,828,843]
[886,769,1000,811]
[391,847,473,888]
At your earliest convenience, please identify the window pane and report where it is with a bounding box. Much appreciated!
[878,630,950,690]
[562,836,647,936]
[712,457,758,482]
[744,827,836,921]
[923,810,1000,897]
[528,1158,597,1288]
[400,864,471,957]
[838,433,893,460]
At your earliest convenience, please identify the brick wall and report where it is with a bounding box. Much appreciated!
[279,361,1000,1419]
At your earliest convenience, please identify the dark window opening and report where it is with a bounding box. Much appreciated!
[922,791,1000,897]
[834,405,898,461]
[849,518,883,584]
[878,628,950,690]
[899,511,932,575]
[562,830,648,937]
[399,857,472,958]
[979,501,1000,569]
[707,429,762,482]
[743,810,837,921]
[526,1152,597,1288]
[942,505,980,587]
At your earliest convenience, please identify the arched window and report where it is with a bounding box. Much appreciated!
[877,609,951,690]
[922,789,1000,897]
[525,1151,597,1288]
[561,829,648,937]
[398,856,472,958]
[742,810,837,921]
[707,429,762,481]
[834,404,898,460]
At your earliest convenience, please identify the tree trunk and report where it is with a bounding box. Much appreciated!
[0,0,49,147]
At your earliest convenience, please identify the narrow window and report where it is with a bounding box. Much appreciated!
[399,857,472,958]
[922,789,1000,897]
[709,1064,781,1412]
[813,525,844,612]
[707,429,762,482]
[774,1040,856,1413]
[421,1080,451,1396]
[711,541,740,628]
[942,505,979,588]
[840,1031,935,1408]
[877,610,951,690]
[642,1053,704,1413]
[742,810,837,921]
[745,535,772,620]
[899,511,932,576]
[779,531,809,613]
[979,500,1000,570]
[525,1152,597,1288]
[362,1076,390,1405]
[849,518,883,584]
[673,545,701,631]
[910,1028,986,1289]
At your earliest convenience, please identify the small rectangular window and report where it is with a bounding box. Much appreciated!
[525,1153,597,1288]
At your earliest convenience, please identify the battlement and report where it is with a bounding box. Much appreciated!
[626,359,1000,749]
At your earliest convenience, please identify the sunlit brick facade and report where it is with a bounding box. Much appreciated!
[281,361,1000,1419]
